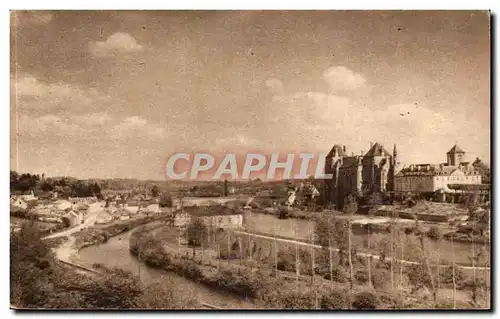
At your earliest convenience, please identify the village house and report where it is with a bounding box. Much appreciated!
[69,196,97,204]
[143,203,161,215]
[74,202,90,212]
[119,213,131,221]
[95,211,114,224]
[55,199,73,211]
[65,210,83,226]
[21,191,38,202]
[174,205,243,230]
[11,197,28,210]
[124,200,141,215]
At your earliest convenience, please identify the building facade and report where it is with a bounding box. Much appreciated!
[174,205,243,229]
[324,142,400,208]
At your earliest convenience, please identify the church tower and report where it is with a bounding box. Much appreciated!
[387,144,398,191]
[447,144,465,166]
[393,144,398,166]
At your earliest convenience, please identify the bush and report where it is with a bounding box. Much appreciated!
[371,268,391,289]
[352,291,378,309]
[186,218,208,247]
[142,249,171,268]
[320,289,351,309]
[278,206,289,219]
[277,290,316,309]
[440,265,466,286]
[277,252,296,272]
[355,269,369,284]
[178,260,203,281]
[406,264,432,289]
[212,270,263,298]
[159,193,173,208]
[319,265,348,283]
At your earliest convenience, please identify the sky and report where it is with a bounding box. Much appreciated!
[10,10,491,180]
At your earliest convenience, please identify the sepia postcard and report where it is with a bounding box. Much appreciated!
[10,10,491,310]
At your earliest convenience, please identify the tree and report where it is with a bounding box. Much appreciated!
[352,291,378,309]
[342,194,358,215]
[11,221,54,308]
[90,183,102,197]
[138,281,196,309]
[342,194,357,293]
[448,219,460,309]
[413,215,437,305]
[464,192,480,214]
[10,170,19,189]
[151,185,160,198]
[82,268,143,308]
[40,180,54,192]
[186,218,208,248]
[366,191,382,288]
[61,217,71,228]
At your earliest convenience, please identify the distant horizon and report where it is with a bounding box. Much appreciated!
[11,142,490,182]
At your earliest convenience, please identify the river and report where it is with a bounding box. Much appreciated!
[75,212,487,309]
[76,229,258,309]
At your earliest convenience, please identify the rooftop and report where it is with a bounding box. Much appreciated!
[364,142,391,157]
[396,163,479,176]
[447,144,465,154]
[326,144,347,157]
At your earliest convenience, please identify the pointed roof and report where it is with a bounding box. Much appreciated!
[447,144,465,154]
[326,144,346,158]
[364,143,391,157]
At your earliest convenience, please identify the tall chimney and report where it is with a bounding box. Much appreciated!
[343,145,346,153]
[370,142,373,149]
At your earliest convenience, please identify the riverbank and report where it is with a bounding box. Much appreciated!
[74,216,158,250]
[252,204,488,245]
[45,215,161,266]
[77,226,257,309]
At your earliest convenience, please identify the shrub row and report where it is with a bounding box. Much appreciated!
[130,230,264,299]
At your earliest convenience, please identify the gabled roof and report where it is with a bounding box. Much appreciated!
[447,144,465,154]
[364,143,391,157]
[183,205,241,217]
[326,144,346,158]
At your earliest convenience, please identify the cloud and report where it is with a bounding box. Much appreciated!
[12,73,115,115]
[214,134,260,148]
[17,114,84,138]
[265,78,284,94]
[89,32,144,57]
[271,91,352,129]
[268,88,486,164]
[73,112,113,126]
[322,66,366,91]
[13,11,53,26]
